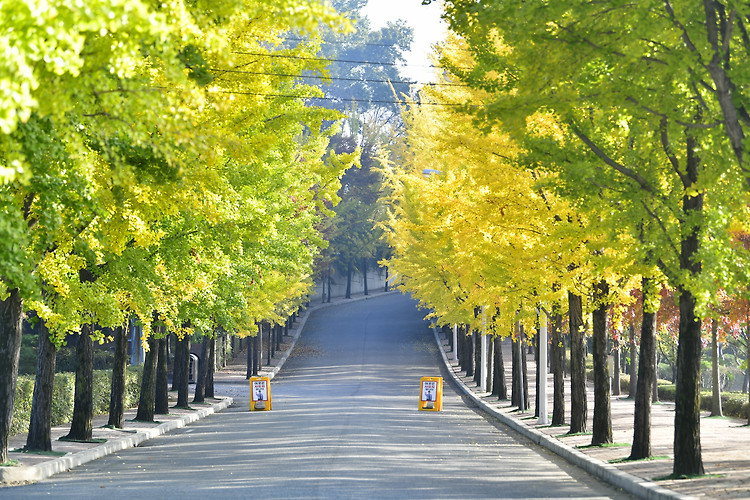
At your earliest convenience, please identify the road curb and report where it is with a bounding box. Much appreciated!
[0,397,232,485]
[431,328,696,500]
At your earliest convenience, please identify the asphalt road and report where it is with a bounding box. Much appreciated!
[7,293,633,499]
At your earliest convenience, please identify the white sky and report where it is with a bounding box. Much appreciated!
[361,0,448,83]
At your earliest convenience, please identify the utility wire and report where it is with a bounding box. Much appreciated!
[280,36,471,52]
[212,89,468,107]
[282,36,409,49]
[233,51,466,70]
[210,68,467,87]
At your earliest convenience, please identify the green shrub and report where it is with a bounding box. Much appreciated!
[723,393,750,420]
[52,372,75,426]
[655,383,750,420]
[617,374,630,393]
[11,366,143,437]
[93,370,112,415]
[585,370,631,394]
[124,367,142,408]
[18,340,38,376]
[657,383,676,401]
[10,377,35,435]
[54,347,115,373]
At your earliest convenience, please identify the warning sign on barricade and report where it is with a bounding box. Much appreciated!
[418,376,442,411]
[250,376,272,411]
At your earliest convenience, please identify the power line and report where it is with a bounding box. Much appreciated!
[210,68,467,87]
[281,36,472,53]
[283,36,409,49]
[233,51,444,69]
[212,89,468,107]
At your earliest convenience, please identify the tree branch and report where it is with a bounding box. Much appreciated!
[23,192,37,229]
[640,200,681,259]
[659,117,688,186]
[569,123,663,198]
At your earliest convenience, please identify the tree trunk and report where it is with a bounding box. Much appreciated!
[175,333,190,408]
[711,318,723,417]
[362,258,369,296]
[512,326,521,408]
[569,292,587,434]
[155,336,169,414]
[592,280,613,446]
[268,324,278,364]
[256,323,263,372]
[453,325,461,366]
[653,340,660,403]
[486,334,493,392]
[613,339,621,397]
[66,323,94,441]
[384,267,389,292]
[0,289,23,463]
[672,137,704,476]
[458,325,466,371]
[266,322,272,365]
[492,336,507,399]
[251,337,255,380]
[206,336,215,399]
[521,325,529,410]
[107,324,128,428]
[135,336,158,421]
[535,328,540,417]
[628,322,638,398]
[464,326,474,378]
[673,284,705,475]
[552,309,565,426]
[473,330,481,386]
[445,325,453,352]
[512,320,528,410]
[172,332,182,392]
[345,261,352,299]
[26,317,56,451]
[631,295,657,460]
[253,333,260,375]
[193,336,209,403]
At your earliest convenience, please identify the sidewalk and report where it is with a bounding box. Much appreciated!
[0,290,389,487]
[433,328,750,500]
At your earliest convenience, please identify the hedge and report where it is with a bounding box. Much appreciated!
[10,367,143,436]
[578,367,750,419]
[657,384,750,420]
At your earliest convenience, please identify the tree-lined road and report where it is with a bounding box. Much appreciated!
[9,294,630,499]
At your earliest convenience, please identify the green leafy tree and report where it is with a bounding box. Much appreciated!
[442,0,750,476]
[0,0,355,463]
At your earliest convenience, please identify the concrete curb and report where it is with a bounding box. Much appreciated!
[431,328,696,500]
[0,397,233,485]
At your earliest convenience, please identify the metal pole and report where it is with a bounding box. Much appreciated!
[480,306,488,391]
[452,324,458,362]
[517,318,526,412]
[537,306,549,425]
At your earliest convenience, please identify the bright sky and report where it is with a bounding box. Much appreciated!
[361,0,448,83]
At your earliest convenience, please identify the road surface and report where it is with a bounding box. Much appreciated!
[7,293,632,499]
